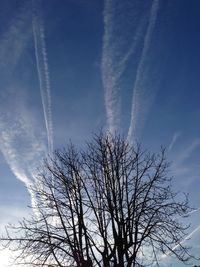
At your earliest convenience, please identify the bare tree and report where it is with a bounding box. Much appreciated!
[2,133,193,267]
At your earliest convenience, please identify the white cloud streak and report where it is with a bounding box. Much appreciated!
[168,131,182,151]
[127,0,159,144]
[176,138,200,164]
[161,224,200,260]
[102,0,145,134]
[170,138,200,196]
[0,3,31,79]
[0,3,43,207]
[0,1,53,212]
[152,207,200,264]
[0,95,47,208]
[32,5,53,155]
[187,207,200,216]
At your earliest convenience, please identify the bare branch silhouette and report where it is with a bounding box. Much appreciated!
[1,133,193,267]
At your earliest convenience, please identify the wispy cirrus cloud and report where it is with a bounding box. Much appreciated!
[0,1,49,208]
[0,89,47,207]
[102,0,146,134]
[176,138,200,164]
[170,137,200,195]
[0,0,55,213]
[0,2,39,205]
[32,1,53,155]
[0,2,32,80]
[127,0,159,144]
[168,138,200,253]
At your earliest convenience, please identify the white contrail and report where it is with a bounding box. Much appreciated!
[179,224,200,246]
[102,0,121,134]
[32,7,53,155]
[127,0,159,144]
[168,131,182,151]
[102,0,145,134]
[161,224,200,259]
[177,138,200,164]
[158,208,200,261]
[0,2,42,208]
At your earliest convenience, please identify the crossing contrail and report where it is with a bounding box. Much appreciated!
[156,207,200,262]
[32,4,53,155]
[127,0,159,144]
[102,0,145,134]
[161,224,200,260]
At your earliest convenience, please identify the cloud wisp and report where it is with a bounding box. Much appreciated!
[168,131,182,151]
[32,5,53,155]
[0,3,32,81]
[102,0,145,134]
[0,91,47,208]
[0,1,53,211]
[127,0,159,144]
[0,2,43,207]
[176,138,200,164]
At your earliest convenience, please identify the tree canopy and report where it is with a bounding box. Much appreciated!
[2,133,193,267]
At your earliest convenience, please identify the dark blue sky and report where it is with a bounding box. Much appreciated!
[0,0,200,265]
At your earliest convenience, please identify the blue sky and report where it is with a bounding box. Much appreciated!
[0,0,200,265]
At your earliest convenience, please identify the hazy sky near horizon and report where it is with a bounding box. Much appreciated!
[0,0,200,266]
